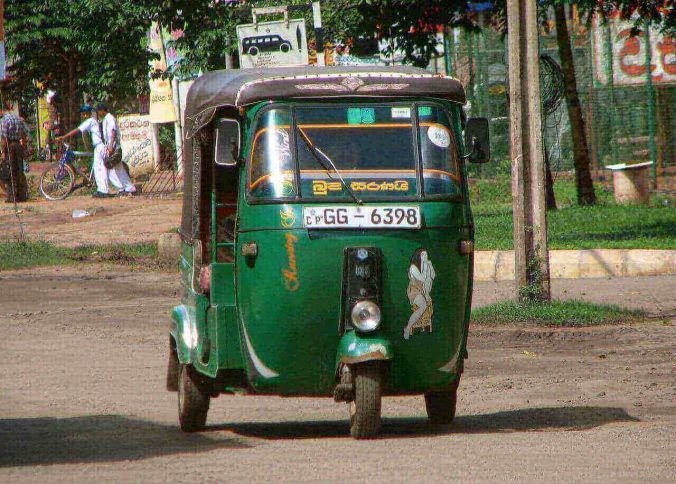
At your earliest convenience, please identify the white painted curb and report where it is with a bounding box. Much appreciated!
[475,249,676,281]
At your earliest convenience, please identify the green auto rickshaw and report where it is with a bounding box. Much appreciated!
[167,66,490,439]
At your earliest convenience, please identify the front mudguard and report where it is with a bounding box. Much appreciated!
[336,331,393,368]
[170,304,198,365]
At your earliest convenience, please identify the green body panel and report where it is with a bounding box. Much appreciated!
[170,304,196,364]
[173,98,475,397]
[173,246,243,378]
[236,201,470,395]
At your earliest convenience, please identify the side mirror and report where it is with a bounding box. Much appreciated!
[463,117,491,164]
[215,119,241,166]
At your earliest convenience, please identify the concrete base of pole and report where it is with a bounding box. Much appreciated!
[157,232,182,264]
[608,162,653,205]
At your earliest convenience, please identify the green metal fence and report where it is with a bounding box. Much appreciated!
[443,13,675,183]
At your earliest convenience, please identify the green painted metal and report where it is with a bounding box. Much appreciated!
[604,21,619,165]
[173,97,475,398]
[336,331,393,365]
[211,191,217,263]
[170,304,195,364]
[644,23,658,185]
[443,27,453,76]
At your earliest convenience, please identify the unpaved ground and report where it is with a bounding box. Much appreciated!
[0,267,674,482]
[0,196,181,247]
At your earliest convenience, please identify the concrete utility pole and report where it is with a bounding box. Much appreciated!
[507,0,551,301]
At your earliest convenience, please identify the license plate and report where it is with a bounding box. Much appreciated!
[303,206,421,229]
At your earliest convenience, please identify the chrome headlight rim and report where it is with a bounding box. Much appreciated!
[350,300,382,333]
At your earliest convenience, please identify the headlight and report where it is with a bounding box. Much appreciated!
[351,300,381,332]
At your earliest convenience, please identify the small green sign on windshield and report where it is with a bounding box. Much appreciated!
[418,106,433,117]
[348,108,376,125]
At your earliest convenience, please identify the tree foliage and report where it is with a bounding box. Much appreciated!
[5,0,156,127]
[353,1,673,67]
[353,0,478,67]
[153,0,361,77]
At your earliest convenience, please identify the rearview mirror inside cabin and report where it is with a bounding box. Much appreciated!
[464,117,491,164]
[215,119,241,166]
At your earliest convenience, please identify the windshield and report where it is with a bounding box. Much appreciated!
[248,103,461,200]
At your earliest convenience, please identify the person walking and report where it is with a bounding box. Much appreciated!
[96,103,136,196]
[0,113,30,203]
[56,104,135,197]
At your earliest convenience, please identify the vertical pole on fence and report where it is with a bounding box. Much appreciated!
[644,22,658,188]
[604,21,618,165]
[171,77,183,176]
[443,26,453,76]
[507,0,551,302]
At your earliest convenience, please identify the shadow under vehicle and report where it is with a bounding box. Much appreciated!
[168,66,491,439]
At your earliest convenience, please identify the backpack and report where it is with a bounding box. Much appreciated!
[99,118,122,169]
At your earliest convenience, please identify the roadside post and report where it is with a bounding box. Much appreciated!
[507,0,551,301]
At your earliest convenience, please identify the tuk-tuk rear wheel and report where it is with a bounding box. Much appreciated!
[178,364,210,432]
[424,380,459,425]
[349,362,383,439]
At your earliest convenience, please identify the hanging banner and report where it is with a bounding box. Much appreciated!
[37,96,50,149]
[237,19,309,69]
[593,18,676,86]
[119,114,155,178]
[148,21,177,123]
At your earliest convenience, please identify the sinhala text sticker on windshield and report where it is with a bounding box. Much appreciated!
[303,206,421,229]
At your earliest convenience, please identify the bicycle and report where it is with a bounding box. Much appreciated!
[38,143,94,200]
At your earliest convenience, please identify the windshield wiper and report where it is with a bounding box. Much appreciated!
[297,128,363,205]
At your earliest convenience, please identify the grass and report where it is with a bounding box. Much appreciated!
[471,300,645,327]
[471,178,675,250]
[0,240,158,271]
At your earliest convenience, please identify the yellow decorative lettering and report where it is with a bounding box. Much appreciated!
[283,233,300,291]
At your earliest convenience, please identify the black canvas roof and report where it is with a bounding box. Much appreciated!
[184,66,466,138]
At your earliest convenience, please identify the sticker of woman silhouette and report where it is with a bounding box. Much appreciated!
[404,249,436,340]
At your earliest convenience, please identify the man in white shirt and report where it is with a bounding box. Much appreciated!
[95,103,136,196]
[56,104,136,198]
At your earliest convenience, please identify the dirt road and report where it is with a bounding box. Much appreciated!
[1,267,674,482]
[0,197,181,247]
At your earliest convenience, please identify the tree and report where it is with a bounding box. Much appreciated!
[552,2,595,205]
[5,0,156,130]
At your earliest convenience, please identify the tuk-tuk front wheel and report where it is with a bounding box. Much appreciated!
[349,362,383,439]
[424,380,459,424]
[178,364,210,432]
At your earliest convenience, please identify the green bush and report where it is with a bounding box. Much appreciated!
[472,300,644,327]
[0,241,158,271]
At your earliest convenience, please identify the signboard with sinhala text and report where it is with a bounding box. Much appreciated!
[119,114,155,178]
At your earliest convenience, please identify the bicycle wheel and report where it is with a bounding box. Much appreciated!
[39,163,76,201]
